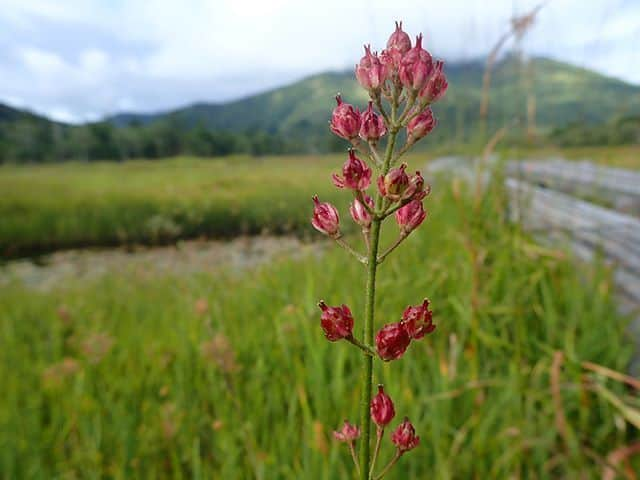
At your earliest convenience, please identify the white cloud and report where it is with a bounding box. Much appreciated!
[0,0,639,122]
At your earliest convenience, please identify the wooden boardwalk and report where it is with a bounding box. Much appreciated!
[507,159,640,215]
[427,156,640,375]
[505,161,640,375]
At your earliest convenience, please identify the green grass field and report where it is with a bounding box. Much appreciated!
[0,154,348,257]
[1,147,636,258]
[1,161,638,478]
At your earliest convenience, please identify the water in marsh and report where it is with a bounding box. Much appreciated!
[0,236,319,291]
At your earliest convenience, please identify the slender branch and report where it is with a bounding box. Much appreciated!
[381,199,411,218]
[374,96,391,126]
[402,99,430,127]
[362,229,371,253]
[368,141,383,167]
[369,427,384,479]
[390,142,412,165]
[345,335,376,357]
[374,450,402,480]
[349,442,361,477]
[397,92,417,125]
[351,140,378,168]
[377,233,408,264]
[334,236,368,264]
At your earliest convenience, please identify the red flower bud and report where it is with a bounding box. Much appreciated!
[330,95,361,141]
[333,420,361,442]
[355,45,388,92]
[378,163,409,201]
[370,385,396,427]
[402,299,435,339]
[376,322,411,361]
[407,108,436,144]
[332,149,372,190]
[359,102,387,143]
[318,301,354,341]
[391,417,420,453]
[395,200,426,234]
[420,60,448,103]
[311,195,340,237]
[350,194,374,229]
[399,34,433,92]
[386,21,412,57]
[402,170,430,201]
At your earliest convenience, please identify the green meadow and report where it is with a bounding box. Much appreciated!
[1,152,638,477]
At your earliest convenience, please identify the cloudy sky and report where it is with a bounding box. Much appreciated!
[1,0,639,123]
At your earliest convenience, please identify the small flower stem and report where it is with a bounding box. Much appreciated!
[402,99,430,127]
[334,236,368,265]
[397,92,417,125]
[374,96,391,126]
[374,450,402,480]
[381,199,411,218]
[359,127,398,480]
[368,141,383,167]
[345,335,376,357]
[390,142,413,165]
[349,442,361,477]
[362,229,371,253]
[368,427,384,479]
[377,232,408,264]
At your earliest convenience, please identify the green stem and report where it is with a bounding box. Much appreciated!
[369,426,384,480]
[358,130,397,480]
[377,232,408,265]
[374,450,402,480]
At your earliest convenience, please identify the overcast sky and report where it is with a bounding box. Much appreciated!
[1,0,639,123]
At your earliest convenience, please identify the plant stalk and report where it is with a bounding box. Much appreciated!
[358,129,397,480]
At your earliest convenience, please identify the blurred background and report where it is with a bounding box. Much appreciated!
[1,0,639,478]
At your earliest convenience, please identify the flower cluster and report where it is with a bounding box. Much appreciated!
[310,21,446,479]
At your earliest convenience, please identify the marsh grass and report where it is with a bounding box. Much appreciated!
[1,176,637,478]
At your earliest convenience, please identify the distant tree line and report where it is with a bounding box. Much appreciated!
[1,114,638,164]
[0,118,308,164]
[548,116,640,147]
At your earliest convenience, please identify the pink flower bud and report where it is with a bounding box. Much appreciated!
[359,102,387,142]
[355,45,388,92]
[332,149,372,190]
[402,299,435,339]
[330,95,361,141]
[420,60,448,103]
[399,35,433,92]
[407,108,436,144]
[370,385,396,427]
[378,163,409,201]
[395,200,426,234]
[391,417,420,453]
[402,170,429,201]
[311,195,340,237]
[381,22,412,73]
[349,194,374,229]
[318,301,354,341]
[333,420,361,442]
[386,21,412,56]
[375,322,411,361]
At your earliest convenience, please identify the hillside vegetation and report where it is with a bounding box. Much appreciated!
[1,57,639,163]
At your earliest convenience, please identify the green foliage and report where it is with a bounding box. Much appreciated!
[0,177,636,478]
[0,154,387,256]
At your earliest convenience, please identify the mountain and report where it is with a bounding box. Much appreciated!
[2,56,639,163]
[108,56,640,145]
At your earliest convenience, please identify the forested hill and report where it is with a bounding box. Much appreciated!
[2,56,639,163]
